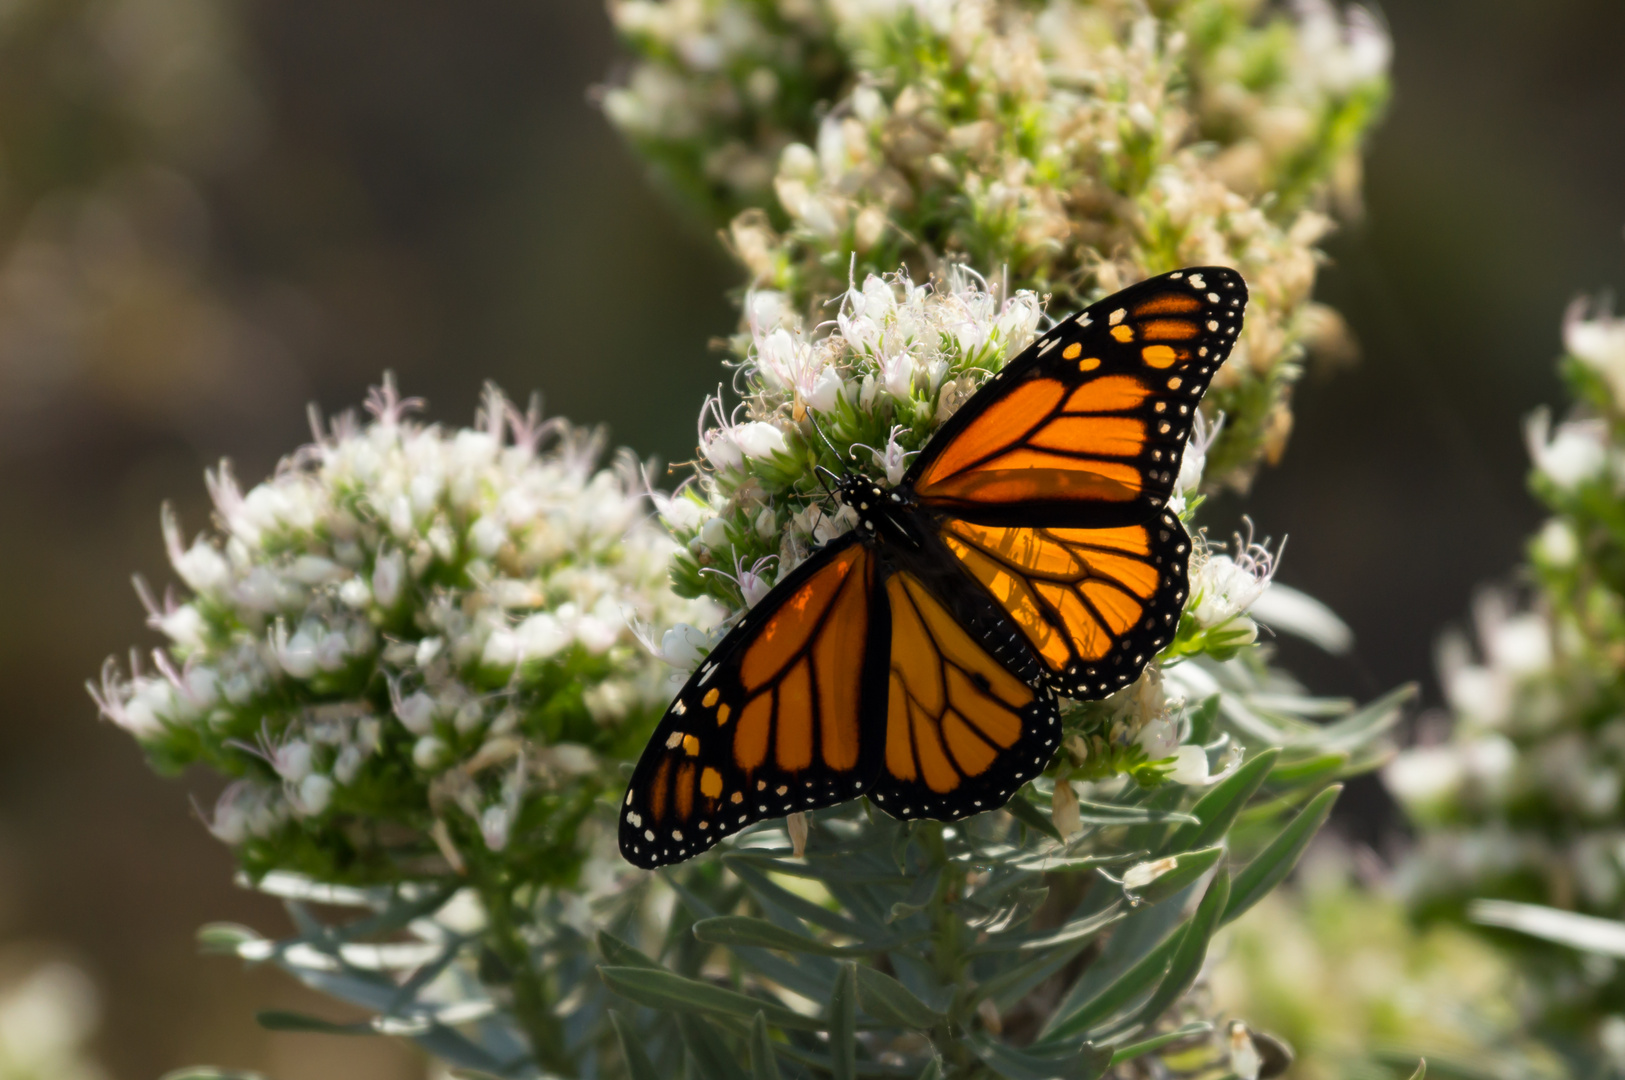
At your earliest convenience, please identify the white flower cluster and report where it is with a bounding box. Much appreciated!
[666,264,1043,602]
[606,0,1391,489]
[91,378,717,882]
[0,960,105,1080]
[1388,293,1625,923]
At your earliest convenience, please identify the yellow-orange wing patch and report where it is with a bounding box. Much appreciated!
[868,572,1060,821]
[906,266,1247,529]
[619,537,887,868]
[938,512,1192,697]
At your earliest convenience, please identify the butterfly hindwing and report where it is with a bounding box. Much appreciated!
[935,512,1191,697]
[907,266,1247,528]
[618,536,889,869]
[867,559,1061,821]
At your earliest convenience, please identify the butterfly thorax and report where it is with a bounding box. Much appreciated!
[834,471,919,548]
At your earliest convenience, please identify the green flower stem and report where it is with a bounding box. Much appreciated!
[476,871,571,1075]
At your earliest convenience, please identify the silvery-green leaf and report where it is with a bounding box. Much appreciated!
[1106,1021,1213,1065]
[599,966,821,1031]
[749,1013,783,1080]
[1224,784,1341,924]
[1124,846,1224,907]
[969,904,1124,957]
[1003,791,1063,842]
[969,1034,1111,1080]
[679,1014,749,1080]
[694,915,920,957]
[1093,868,1231,1040]
[598,930,663,970]
[613,1011,660,1080]
[727,859,873,937]
[854,966,945,1030]
[1160,749,1279,855]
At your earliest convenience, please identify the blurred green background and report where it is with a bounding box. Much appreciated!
[0,0,1622,1075]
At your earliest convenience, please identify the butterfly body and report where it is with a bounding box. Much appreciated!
[620,267,1248,869]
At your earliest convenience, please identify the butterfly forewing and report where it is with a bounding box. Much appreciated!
[908,266,1248,528]
[618,536,889,869]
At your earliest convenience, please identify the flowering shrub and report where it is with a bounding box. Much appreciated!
[605,0,1390,489]
[91,0,1402,1075]
[1384,288,1625,1072]
[90,379,718,1071]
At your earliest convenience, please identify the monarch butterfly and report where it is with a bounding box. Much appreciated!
[620,267,1248,868]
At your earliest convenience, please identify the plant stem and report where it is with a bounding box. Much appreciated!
[479,873,572,1076]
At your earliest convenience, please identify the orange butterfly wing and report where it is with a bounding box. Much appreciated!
[935,513,1190,697]
[908,267,1247,528]
[618,537,888,868]
[868,569,1061,820]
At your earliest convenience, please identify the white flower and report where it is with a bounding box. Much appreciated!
[394,689,437,736]
[1136,716,1180,759]
[1566,296,1625,408]
[296,773,334,816]
[1534,517,1579,568]
[657,623,713,671]
[413,736,448,770]
[1525,408,1608,491]
[1168,745,1210,785]
[1384,745,1464,813]
[1190,528,1280,628]
[734,421,789,462]
[1175,410,1223,497]
[1227,1021,1263,1080]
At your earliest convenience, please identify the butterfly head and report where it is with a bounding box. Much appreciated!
[833,469,915,545]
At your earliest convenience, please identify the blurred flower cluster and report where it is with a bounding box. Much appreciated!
[91,377,717,889]
[0,957,107,1080]
[604,0,1390,488]
[1383,290,1625,1070]
[1210,845,1560,1080]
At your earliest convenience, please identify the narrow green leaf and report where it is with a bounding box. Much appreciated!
[970,1035,1112,1080]
[913,1061,944,1080]
[1040,916,1182,1039]
[1161,748,1279,854]
[1126,846,1224,907]
[830,962,858,1080]
[1112,869,1231,1037]
[197,923,260,955]
[1107,1021,1214,1064]
[161,1071,268,1080]
[728,859,873,938]
[1408,1060,1427,1080]
[679,1014,749,1080]
[969,904,1124,957]
[1265,751,1348,785]
[694,915,919,956]
[1072,799,1198,825]
[1315,683,1414,748]
[611,1011,661,1080]
[1224,784,1342,924]
[974,934,1097,1012]
[1185,694,1221,745]
[599,930,663,969]
[1004,791,1064,841]
[600,966,822,1031]
[254,1010,373,1035]
[855,965,946,1030]
[749,1013,783,1080]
